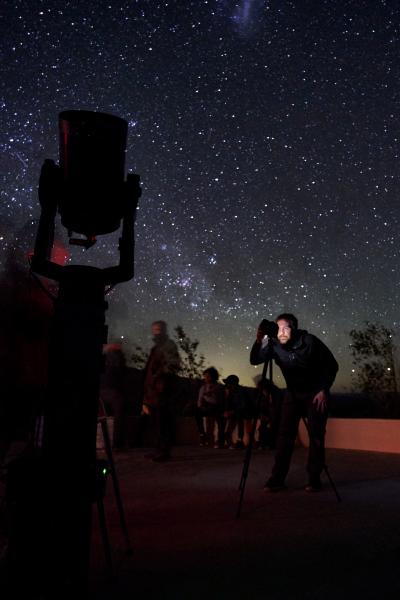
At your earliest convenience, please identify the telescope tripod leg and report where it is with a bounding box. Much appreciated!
[96,492,114,579]
[100,417,133,554]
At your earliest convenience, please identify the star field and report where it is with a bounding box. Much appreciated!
[1,0,400,389]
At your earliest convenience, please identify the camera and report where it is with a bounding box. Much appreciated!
[258,319,278,338]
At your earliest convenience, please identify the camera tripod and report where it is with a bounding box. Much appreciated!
[96,401,132,578]
[236,348,341,519]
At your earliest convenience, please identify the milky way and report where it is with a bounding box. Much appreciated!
[1,1,399,389]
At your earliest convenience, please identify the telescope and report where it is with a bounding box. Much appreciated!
[59,110,128,239]
[17,109,141,595]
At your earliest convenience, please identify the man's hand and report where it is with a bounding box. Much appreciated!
[256,327,265,343]
[313,390,327,413]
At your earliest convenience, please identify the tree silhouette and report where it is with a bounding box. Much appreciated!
[349,321,398,415]
[174,325,205,379]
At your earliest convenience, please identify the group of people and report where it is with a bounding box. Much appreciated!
[194,368,281,451]
[132,312,338,494]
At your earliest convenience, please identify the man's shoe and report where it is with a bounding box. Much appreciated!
[304,480,322,493]
[263,478,287,493]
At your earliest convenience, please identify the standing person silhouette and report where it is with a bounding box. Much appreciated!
[141,321,180,461]
[194,367,225,448]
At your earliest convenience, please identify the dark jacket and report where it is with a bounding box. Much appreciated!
[143,336,180,408]
[250,329,338,394]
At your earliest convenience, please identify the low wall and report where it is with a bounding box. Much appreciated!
[102,416,400,454]
[298,418,400,454]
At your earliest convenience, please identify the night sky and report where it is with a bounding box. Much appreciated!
[1,0,399,390]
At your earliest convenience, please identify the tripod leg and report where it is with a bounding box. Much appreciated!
[321,462,342,503]
[101,419,133,553]
[236,355,272,518]
[236,415,258,519]
[301,417,341,503]
[96,497,114,579]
